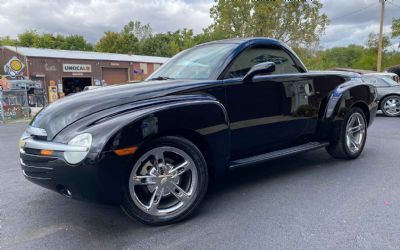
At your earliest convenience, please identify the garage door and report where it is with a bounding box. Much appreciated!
[102,68,129,85]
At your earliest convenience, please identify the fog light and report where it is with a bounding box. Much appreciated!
[64,133,92,165]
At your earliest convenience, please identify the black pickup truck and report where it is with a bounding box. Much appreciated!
[19,38,378,225]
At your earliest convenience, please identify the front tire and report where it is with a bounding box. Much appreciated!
[326,107,367,159]
[121,136,208,226]
[380,95,400,117]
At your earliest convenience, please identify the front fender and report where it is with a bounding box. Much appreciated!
[55,94,230,176]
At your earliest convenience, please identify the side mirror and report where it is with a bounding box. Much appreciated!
[243,62,276,82]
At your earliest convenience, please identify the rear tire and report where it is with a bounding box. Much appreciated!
[121,136,208,226]
[326,107,367,159]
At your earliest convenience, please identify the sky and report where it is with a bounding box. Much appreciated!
[0,0,399,49]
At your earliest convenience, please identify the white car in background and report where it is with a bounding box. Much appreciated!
[83,86,102,91]
[364,72,399,83]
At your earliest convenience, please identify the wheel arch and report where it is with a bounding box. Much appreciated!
[85,98,231,178]
[319,81,376,142]
[148,128,217,178]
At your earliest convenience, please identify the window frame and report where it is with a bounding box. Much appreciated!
[220,44,304,80]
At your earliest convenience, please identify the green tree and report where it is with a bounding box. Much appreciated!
[209,0,253,38]
[9,31,94,50]
[95,31,123,53]
[366,32,391,51]
[207,0,329,48]
[139,33,176,57]
[17,30,40,47]
[136,29,199,57]
[0,36,18,46]
[34,33,58,48]
[392,18,400,38]
[95,20,145,54]
[62,35,93,51]
[123,21,152,41]
[323,45,366,68]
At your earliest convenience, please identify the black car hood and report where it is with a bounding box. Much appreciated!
[31,79,216,140]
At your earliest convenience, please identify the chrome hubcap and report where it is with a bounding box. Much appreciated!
[129,146,198,217]
[345,113,366,154]
[383,97,400,116]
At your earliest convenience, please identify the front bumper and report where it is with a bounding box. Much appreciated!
[19,129,131,204]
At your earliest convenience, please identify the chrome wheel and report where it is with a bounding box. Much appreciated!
[345,112,366,154]
[383,96,400,116]
[128,146,198,217]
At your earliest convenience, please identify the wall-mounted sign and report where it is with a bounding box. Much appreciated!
[63,64,91,73]
[133,68,144,81]
[57,83,63,93]
[45,63,57,71]
[4,56,25,78]
[3,105,24,120]
[110,62,120,66]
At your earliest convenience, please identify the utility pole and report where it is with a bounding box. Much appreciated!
[377,0,385,72]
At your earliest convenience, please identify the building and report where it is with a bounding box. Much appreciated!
[0,46,169,100]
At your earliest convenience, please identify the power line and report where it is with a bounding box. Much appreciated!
[330,2,379,22]
[387,1,400,9]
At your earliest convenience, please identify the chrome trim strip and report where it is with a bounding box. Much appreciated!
[20,159,53,170]
[20,158,27,166]
[22,170,51,180]
[22,137,88,152]
[26,126,48,137]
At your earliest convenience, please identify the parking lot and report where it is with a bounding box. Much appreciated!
[0,115,399,249]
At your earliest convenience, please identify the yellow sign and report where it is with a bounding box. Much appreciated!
[10,59,23,71]
[48,85,58,103]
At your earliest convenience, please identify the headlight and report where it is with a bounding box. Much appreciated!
[64,133,92,165]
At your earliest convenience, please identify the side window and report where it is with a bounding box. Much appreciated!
[363,77,387,87]
[224,46,300,79]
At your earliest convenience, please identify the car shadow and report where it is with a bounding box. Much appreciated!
[207,149,336,196]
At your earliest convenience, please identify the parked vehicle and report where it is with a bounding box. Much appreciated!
[19,38,377,225]
[83,86,102,91]
[364,72,399,83]
[362,75,400,117]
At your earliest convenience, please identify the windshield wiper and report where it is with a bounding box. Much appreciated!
[149,76,174,81]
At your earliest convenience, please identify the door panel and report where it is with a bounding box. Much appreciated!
[221,45,326,159]
[225,76,312,159]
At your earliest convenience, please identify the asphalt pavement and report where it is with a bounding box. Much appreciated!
[1,115,400,250]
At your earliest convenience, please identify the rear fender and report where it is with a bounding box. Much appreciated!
[319,81,377,142]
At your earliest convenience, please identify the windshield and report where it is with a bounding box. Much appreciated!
[362,76,399,87]
[381,77,399,87]
[148,43,236,80]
